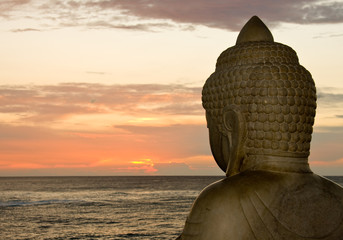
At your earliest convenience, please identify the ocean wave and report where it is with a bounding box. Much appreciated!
[0,199,77,207]
[115,233,155,238]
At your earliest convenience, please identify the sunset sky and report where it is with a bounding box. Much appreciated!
[1,0,343,176]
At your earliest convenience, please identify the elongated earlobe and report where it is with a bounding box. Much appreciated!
[223,106,247,176]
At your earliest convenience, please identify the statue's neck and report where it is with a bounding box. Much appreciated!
[240,155,312,174]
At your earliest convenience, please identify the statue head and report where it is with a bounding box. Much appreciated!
[202,16,317,176]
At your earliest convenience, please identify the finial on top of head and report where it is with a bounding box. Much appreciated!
[236,16,274,45]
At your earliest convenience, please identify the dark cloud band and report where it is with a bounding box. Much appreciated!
[3,0,343,31]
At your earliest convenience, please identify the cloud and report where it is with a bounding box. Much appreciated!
[314,88,343,127]
[68,0,343,30]
[2,0,343,32]
[311,158,343,176]
[11,28,41,32]
[311,158,343,166]
[0,161,220,176]
[318,92,343,103]
[0,0,30,15]
[5,84,342,127]
[0,83,202,123]
[310,130,343,163]
[113,124,210,159]
[153,162,192,175]
[86,71,107,75]
[314,33,343,39]
[85,20,183,32]
[316,88,343,112]
[315,126,343,133]
[300,1,343,24]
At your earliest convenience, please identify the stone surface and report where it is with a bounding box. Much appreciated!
[177,16,343,240]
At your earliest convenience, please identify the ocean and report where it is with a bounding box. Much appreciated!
[1,176,343,240]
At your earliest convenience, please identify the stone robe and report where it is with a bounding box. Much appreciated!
[178,170,343,240]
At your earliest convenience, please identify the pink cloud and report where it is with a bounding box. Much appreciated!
[0,83,202,123]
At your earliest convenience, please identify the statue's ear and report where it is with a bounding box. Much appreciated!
[206,112,228,173]
[222,106,247,176]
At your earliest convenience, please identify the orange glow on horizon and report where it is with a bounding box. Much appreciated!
[130,158,157,173]
[311,158,343,166]
[131,158,154,165]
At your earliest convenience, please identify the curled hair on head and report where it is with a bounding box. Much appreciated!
[202,41,316,159]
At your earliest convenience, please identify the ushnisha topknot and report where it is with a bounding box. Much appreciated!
[202,16,316,159]
[236,15,274,44]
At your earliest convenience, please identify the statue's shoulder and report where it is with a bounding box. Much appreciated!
[238,172,343,239]
[180,172,343,240]
[180,173,263,239]
[184,176,240,224]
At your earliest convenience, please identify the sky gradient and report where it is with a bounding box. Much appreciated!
[1,0,343,176]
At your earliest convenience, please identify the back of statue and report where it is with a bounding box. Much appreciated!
[177,16,343,240]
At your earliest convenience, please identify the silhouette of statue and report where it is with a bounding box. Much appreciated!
[177,16,343,240]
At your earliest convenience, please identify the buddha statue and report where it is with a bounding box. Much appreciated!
[177,16,343,240]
